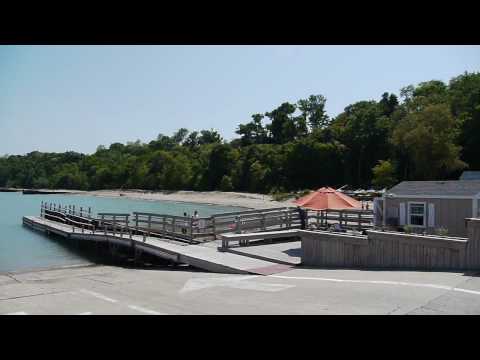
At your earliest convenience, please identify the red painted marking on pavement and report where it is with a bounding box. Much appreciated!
[247,264,293,275]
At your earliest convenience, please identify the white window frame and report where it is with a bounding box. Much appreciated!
[408,201,426,228]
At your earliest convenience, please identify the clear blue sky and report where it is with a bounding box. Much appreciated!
[1,45,479,155]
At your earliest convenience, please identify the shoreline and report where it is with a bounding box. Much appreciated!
[69,189,296,210]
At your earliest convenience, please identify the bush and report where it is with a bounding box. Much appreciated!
[435,227,449,236]
[295,189,312,199]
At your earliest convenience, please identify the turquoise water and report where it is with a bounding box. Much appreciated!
[0,192,244,273]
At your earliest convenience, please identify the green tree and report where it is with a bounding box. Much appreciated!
[219,175,234,191]
[331,100,392,186]
[184,131,200,149]
[449,72,480,169]
[371,160,397,189]
[236,114,268,146]
[265,102,298,144]
[392,104,466,180]
[199,129,222,145]
[172,128,189,145]
[379,92,399,117]
[297,94,329,130]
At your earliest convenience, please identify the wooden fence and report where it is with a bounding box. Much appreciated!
[300,227,479,270]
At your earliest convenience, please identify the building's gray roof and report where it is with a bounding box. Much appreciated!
[387,180,480,197]
[459,171,480,180]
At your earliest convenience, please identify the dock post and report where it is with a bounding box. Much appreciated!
[212,217,216,240]
[113,216,116,237]
[80,207,83,217]
[135,213,139,234]
[73,205,75,216]
[235,216,241,234]
[88,207,91,218]
[147,215,151,237]
[189,217,193,243]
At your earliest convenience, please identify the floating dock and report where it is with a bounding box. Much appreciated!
[23,216,294,275]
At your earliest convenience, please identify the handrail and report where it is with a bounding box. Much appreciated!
[211,206,295,218]
[133,211,210,221]
[97,212,131,217]
[38,201,373,243]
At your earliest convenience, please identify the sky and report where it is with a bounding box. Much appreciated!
[1,45,479,155]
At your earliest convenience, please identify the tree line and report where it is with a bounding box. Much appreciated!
[1,71,479,193]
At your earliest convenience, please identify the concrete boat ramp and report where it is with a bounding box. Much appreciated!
[23,216,296,275]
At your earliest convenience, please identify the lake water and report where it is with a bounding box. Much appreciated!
[0,192,244,273]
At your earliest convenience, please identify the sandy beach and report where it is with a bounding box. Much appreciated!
[70,189,297,209]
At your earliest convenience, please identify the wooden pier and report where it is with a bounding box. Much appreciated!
[23,201,374,274]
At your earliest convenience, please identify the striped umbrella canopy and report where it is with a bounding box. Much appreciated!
[294,187,362,210]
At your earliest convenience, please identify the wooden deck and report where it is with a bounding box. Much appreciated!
[23,216,293,275]
[23,201,376,276]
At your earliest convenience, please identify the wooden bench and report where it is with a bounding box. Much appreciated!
[219,229,300,250]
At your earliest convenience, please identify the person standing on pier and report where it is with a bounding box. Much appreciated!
[297,206,307,230]
[192,210,199,230]
[182,212,188,234]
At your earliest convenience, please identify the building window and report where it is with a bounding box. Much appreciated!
[408,202,425,227]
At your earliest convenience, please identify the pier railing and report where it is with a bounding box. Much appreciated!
[306,209,374,231]
[211,207,301,235]
[40,201,96,233]
[38,202,374,243]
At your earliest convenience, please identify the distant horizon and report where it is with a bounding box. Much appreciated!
[1,45,479,155]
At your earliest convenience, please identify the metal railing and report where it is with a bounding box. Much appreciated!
[41,201,96,233]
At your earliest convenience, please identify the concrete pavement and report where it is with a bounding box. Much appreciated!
[1,264,479,314]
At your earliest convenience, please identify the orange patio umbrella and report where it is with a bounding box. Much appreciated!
[294,187,361,210]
